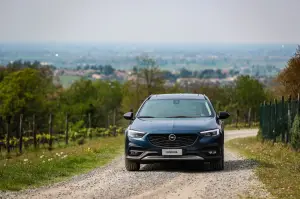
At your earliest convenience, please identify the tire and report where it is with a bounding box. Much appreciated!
[210,148,224,171]
[125,159,140,171]
[210,158,224,171]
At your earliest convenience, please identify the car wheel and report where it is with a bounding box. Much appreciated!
[210,158,223,171]
[210,148,224,171]
[125,159,140,171]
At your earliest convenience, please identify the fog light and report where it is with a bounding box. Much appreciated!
[129,150,142,156]
[208,150,217,155]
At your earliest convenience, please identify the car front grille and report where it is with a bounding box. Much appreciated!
[148,134,198,148]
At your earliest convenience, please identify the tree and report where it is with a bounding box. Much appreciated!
[276,45,300,97]
[103,65,115,75]
[0,68,51,117]
[179,68,192,78]
[135,55,165,96]
[121,56,166,113]
[233,75,267,115]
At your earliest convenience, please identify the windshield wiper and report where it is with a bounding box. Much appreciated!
[137,116,155,118]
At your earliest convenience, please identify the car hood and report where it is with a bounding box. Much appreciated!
[129,117,218,133]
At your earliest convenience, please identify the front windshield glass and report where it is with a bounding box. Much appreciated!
[137,99,214,118]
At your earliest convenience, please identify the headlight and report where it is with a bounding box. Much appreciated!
[200,129,220,137]
[128,129,146,138]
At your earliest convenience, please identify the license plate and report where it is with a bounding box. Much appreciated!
[162,149,182,156]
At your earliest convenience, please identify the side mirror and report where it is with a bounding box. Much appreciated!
[218,111,230,119]
[123,112,134,120]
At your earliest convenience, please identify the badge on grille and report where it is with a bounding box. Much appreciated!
[169,134,176,141]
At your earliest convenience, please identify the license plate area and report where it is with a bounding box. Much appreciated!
[162,149,182,156]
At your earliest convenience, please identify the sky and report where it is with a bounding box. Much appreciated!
[0,0,299,43]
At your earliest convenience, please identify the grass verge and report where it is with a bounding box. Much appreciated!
[224,122,259,131]
[0,135,124,191]
[227,136,300,199]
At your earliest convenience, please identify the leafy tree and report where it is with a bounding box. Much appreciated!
[135,55,165,96]
[233,75,267,115]
[0,68,51,117]
[103,65,115,75]
[276,45,300,97]
[179,68,192,78]
[161,70,177,82]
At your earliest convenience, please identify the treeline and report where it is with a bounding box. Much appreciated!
[0,55,275,140]
[0,61,123,140]
[75,64,116,76]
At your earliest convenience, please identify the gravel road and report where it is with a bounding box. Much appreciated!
[0,129,272,199]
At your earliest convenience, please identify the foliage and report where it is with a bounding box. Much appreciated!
[76,137,85,145]
[256,128,263,140]
[276,45,300,97]
[0,57,271,139]
[234,75,267,111]
[291,114,300,150]
[0,68,52,117]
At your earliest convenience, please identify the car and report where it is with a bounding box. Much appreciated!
[123,93,230,171]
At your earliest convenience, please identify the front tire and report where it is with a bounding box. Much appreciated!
[125,159,140,171]
[210,147,224,171]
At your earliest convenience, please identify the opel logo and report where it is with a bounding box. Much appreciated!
[169,134,176,141]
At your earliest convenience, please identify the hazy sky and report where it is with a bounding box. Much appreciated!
[0,0,299,43]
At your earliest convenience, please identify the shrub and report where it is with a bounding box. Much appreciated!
[87,129,92,139]
[77,137,85,145]
[70,120,85,132]
[291,114,300,150]
[116,127,124,134]
[69,131,78,141]
[256,128,263,141]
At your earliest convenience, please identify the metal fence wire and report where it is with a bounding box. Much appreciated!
[260,96,300,144]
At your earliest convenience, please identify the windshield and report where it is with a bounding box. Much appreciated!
[137,99,214,118]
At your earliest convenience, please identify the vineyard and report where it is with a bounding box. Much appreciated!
[0,112,125,157]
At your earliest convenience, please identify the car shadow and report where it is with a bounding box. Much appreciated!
[140,159,258,173]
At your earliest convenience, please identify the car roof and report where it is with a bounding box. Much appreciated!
[149,93,206,100]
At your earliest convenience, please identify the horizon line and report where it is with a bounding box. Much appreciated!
[0,41,299,45]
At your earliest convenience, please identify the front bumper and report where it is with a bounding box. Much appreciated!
[126,135,223,163]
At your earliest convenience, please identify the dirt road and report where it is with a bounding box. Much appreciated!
[1,129,271,199]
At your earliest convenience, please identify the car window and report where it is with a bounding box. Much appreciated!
[137,99,214,118]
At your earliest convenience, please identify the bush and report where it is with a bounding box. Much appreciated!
[87,129,93,139]
[291,114,300,150]
[77,137,85,145]
[70,120,85,132]
[256,128,263,141]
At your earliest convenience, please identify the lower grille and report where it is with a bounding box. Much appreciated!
[148,134,198,148]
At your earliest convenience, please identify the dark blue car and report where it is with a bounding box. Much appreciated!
[123,93,230,171]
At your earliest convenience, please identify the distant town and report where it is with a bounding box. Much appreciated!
[0,43,295,87]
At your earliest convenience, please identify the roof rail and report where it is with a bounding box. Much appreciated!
[203,94,208,100]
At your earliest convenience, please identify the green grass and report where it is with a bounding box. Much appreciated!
[227,136,300,199]
[59,75,81,88]
[0,136,124,191]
